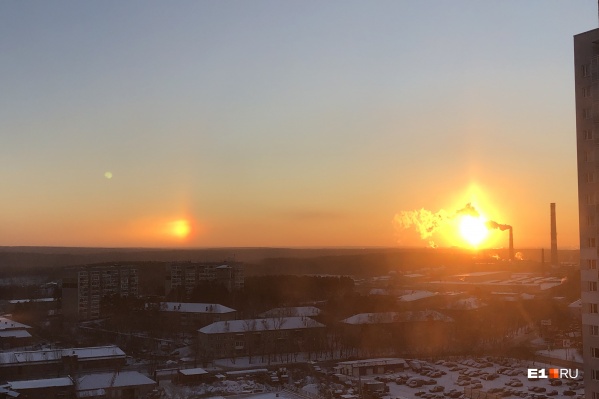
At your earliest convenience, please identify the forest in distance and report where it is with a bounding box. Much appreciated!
[0,246,580,276]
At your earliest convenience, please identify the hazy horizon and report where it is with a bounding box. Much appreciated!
[1,1,595,249]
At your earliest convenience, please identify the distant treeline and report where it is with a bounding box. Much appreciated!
[247,250,478,277]
[244,275,354,304]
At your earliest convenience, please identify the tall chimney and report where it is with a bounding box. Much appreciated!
[509,226,514,261]
[550,203,558,266]
[541,248,544,265]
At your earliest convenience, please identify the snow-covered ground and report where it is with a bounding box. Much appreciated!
[367,358,584,399]
[159,356,585,399]
[537,348,583,363]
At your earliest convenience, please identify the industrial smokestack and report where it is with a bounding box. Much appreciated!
[509,226,514,261]
[541,248,545,265]
[486,220,514,260]
[550,203,558,266]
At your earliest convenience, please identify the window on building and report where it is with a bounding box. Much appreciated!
[589,238,597,248]
[584,87,592,97]
[590,259,598,269]
[591,303,598,313]
[585,108,593,119]
[593,392,599,399]
[591,325,599,336]
[588,193,596,205]
[585,130,594,140]
[583,64,591,77]
[590,282,598,292]
[588,172,595,183]
[587,150,595,163]
[593,370,599,380]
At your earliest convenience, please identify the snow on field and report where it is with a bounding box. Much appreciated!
[537,348,583,363]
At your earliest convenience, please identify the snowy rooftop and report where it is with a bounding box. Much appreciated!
[569,299,582,308]
[199,316,325,334]
[0,330,32,339]
[8,298,56,304]
[397,290,436,302]
[0,317,31,331]
[338,358,407,368]
[0,385,19,398]
[444,297,487,310]
[77,371,155,390]
[342,310,453,325]
[160,302,236,314]
[259,306,321,318]
[0,346,125,366]
[9,377,73,390]
[179,367,208,376]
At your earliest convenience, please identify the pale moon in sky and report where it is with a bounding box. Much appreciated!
[104,171,113,179]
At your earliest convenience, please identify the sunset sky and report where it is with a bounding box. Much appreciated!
[1,1,596,249]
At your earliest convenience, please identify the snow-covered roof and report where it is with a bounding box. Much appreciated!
[342,310,453,325]
[569,299,582,309]
[8,298,56,304]
[397,290,436,302]
[77,371,155,390]
[259,306,321,318]
[0,385,19,398]
[369,289,390,296]
[77,388,105,398]
[0,346,125,366]
[9,377,73,390]
[338,358,407,368]
[160,302,235,314]
[199,316,325,334]
[0,317,31,331]
[0,330,32,339]
[178,367,208,376]
[445,297,487,310]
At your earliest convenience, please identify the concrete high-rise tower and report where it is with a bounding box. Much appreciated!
[550,203,558,266]
[574,27,599,399]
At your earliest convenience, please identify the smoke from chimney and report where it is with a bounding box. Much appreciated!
[394,202,481,240]
[485,220,514,260]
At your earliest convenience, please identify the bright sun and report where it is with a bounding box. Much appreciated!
[169,219,191,239]
[459,215,488,247]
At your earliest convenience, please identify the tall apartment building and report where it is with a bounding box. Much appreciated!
[575,27,599,399]
[165,261,244,296]
[62,264,139,321]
